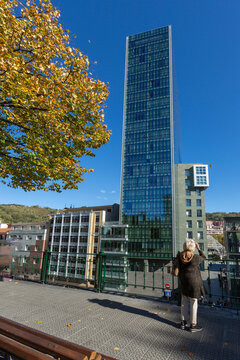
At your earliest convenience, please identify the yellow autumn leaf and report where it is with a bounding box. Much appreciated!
[0,0,110,192]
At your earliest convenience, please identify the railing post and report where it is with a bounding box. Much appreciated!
[143,261,146,289]
[162,264,165,290]
[10,255,14,276]
[41,249,50,283]
[152,262,155,291]
[134,262,138,288]
[207,264,212,300]
[126,259,129,287]
[96,251,103,293]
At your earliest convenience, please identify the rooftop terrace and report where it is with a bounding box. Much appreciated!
[0,281,239,360]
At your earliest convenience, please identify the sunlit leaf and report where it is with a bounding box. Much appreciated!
[0,0,110,192]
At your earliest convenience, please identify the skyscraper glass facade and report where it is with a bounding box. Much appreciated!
[120,26,179,259]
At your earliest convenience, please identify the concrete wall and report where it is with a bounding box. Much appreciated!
[175,164,208,255]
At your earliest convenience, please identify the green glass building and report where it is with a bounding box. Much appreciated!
[120,26,181,261]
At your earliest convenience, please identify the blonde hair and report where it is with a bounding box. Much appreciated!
[183,238,196,252]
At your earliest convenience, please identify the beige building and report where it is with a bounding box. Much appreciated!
[48,204,119,283]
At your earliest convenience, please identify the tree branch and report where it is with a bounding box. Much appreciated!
[0,117,31,131]
[13,47,34,54]
[0,151,24,162]
[0,101,48,112]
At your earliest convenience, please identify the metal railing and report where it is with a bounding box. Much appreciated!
[97,254,240,310]
[4,250,240,310]
[9,250,98,289]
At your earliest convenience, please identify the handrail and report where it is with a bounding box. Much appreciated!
[0,334,53,360]
[0,316,116,360]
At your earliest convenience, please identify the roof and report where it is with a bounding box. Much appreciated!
[0,227,11,234]
[11,222,47,226]
[207,235,226,253]
[64,204,119,213]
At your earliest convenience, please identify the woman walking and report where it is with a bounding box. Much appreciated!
[176,239,206,332]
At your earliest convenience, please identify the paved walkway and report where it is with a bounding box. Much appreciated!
[0,281,239,360]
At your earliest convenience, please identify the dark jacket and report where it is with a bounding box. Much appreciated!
[176,249,206,299]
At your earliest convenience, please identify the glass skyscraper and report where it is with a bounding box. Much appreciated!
[120,26,181,259]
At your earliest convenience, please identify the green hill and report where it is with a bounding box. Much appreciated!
[206,212,240,221]
[0,204,62,224]
[0,204,239,225]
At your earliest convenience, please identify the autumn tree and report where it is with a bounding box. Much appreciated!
[0,0,110,192]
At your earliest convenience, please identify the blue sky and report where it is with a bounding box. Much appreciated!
[1,0,239,212]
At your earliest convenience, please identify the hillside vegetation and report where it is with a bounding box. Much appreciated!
[206,212,240,221]
[0,205,239,225]
[0,204,61,224]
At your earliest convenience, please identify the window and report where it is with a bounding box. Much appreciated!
[197,232,203,240]
[185,170,190,177]
[185,179,190,186]
[196,189,201,196]
[62,236,69,243]
[71,226,79,233]
[187,231,193,239]
[196,176,207,185]
[196,166,206,175]
[196,199,202,206]
[70,236,78,243]
[199,243,204,251]
[72,216,80,223]
[80,226,89,233]
[186,210,192,217]
[186,199,191,207]
[60,246,68,252]
[197,220,203,228]
[197,209,202,217]
[186,189,191,196]
[186,220,192,228]
[80,236,88,243]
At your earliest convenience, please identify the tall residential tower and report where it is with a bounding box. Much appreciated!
[120,26,181,261]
